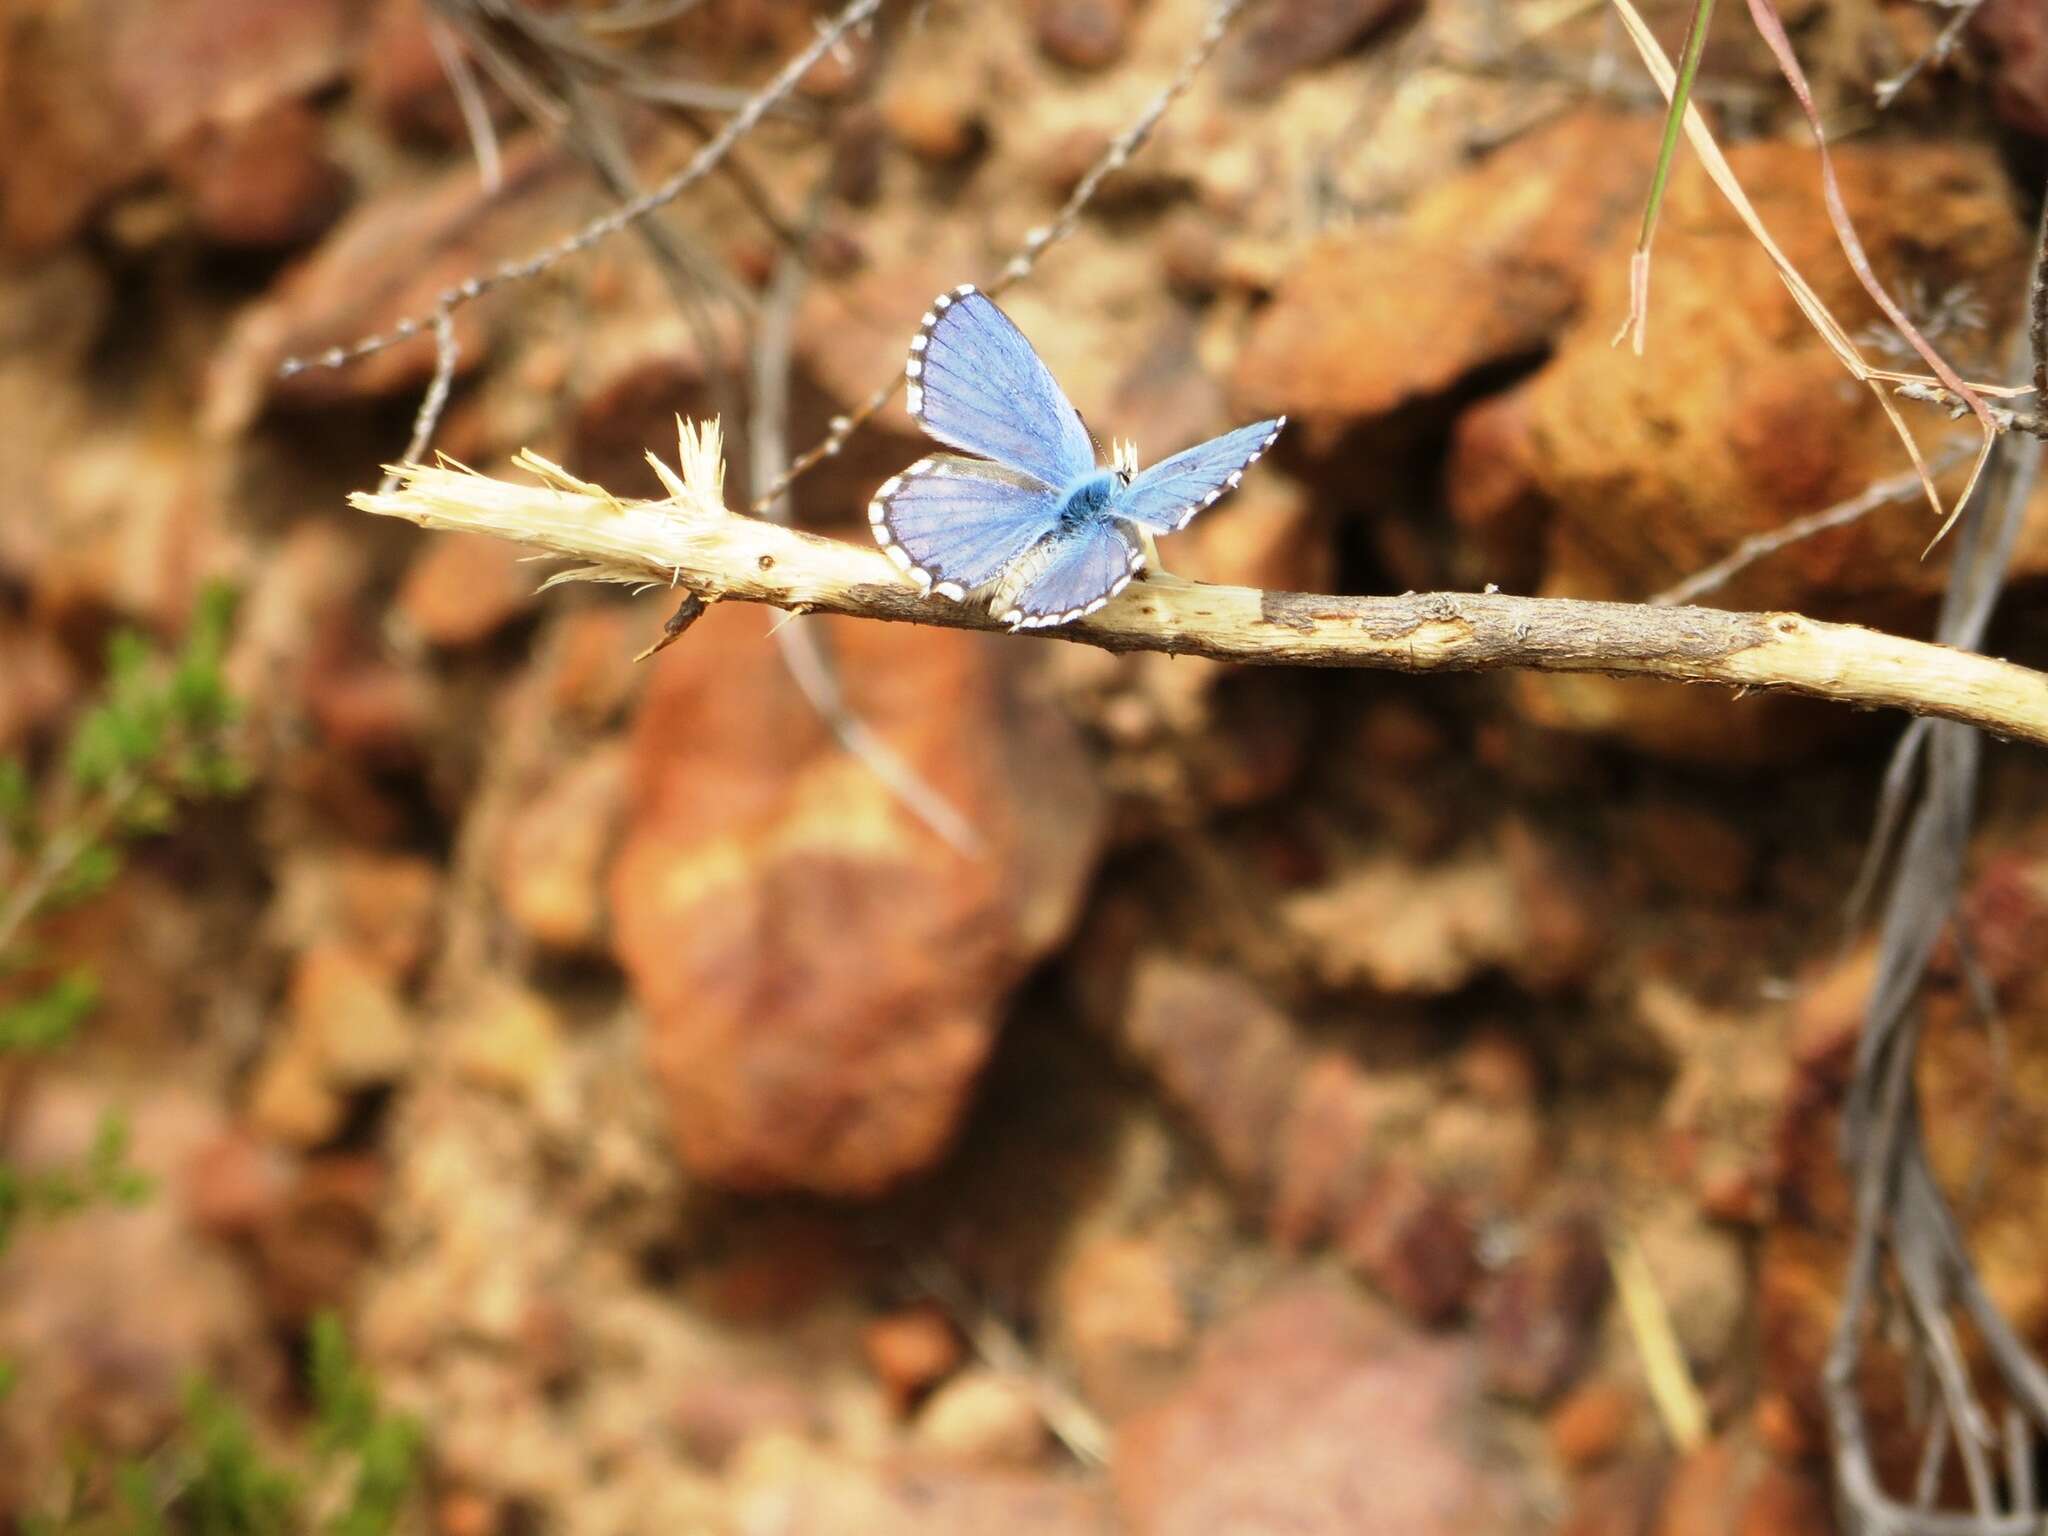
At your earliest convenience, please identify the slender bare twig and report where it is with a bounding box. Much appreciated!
[1894,380,2047,438]
[376,309,461,497]
[347,433,2048,751]
[278,0,879,380]
[912,1260,1109,1468]
[1873,0,1988,109]
[427,13,505,194]
[751,219,980,854]
[1650,447,1973,607]
[749,0,1249,512]
[1825,196,2048,1536]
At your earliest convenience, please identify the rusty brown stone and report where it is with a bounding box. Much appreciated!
[1235,112,1655,448]
[1116,1280,1516,1535]
[1035,0,1134,71]
[396,532,539,648]
[612,611,1103,1195]
[1480,1210,1610,1402]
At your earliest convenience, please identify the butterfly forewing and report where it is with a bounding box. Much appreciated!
[991,520,1144,630]
[1113,417,1286,533]
[908,286,1098,491]
[869,454,1065,598]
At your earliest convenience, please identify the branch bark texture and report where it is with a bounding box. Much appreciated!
[350,447,2048,752]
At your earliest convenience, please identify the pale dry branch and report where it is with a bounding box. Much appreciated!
[348,432,2048,752]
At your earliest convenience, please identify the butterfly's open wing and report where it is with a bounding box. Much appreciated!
[869,454,1065,599]
[990,518,1144,630]
[1113,418,1286,533]
[908,286,1098,490]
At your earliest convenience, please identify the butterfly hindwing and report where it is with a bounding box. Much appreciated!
[991,517,1144,630]
[908,286,1098,491]
[1112,417,1286,533]
[868,454,1065,599]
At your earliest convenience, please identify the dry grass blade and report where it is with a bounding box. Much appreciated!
[1740,0,1995,549]
[1606,0,1996,549]
[1607,1225,1709,1450]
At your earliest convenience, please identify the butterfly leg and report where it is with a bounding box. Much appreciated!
[1133,527,1163,579]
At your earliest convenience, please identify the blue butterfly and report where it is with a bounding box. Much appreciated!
[867,284,1286,630]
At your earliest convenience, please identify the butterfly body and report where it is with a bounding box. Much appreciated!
[870,284,1284,630]
[1057,468,1123,530]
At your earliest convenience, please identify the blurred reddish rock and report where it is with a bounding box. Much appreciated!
[731,1444,1116,1536]
[396,532,539,648]
[0,617,78,755]
[244,1154,386,1322]
[1641,981,1787,1225]
[1480,1210,1609,1402]
[673,1371,819,1469]
[1117,958,1302,1199]
[1224,0,1422,95]
[1448,389,1547,594]
[1283,829,1596,997]
[1336,1162,1479,1326]
[496,743,626,955]
[305,653,437,766]
[0,1082,280,1506]
[1454,1027,1539,1109]
[1054,1233,1193,1420]
[1559,1462,1668,1536]
[864,1302,964,1410]
[270,848,441,983]
[880,76,988,164]
[184,1126,296,1239]
[1548,1381,1640,1472]
[1235,111,1654,448]
[1035,0,1134,71]
[537,607,644,730]
[915,1369,1050,1466]
[1975,0,2048,137]
[1269,1051,1390,1248]
[0,0,357,253]
[166,98,348,248]
[1654,1436,1830,1536]
[612,608,1104,1195]
[206,136,584,432]
[449,981,570,1113]
[358,0,494,146]
[1116,1280,1516,1534]
[2,377,238,635]
[1508,672,1839,767]
[251,941,416,1145]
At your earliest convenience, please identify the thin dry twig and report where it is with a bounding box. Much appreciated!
[280,0,881,459]
[1874,0,1988,109]
[912,1260,1110,1468]
[348,427,2048,753]
[1608,0,2001,545]
[1825,202,2048,1535]
[751,220,980,854]
[749,0,1249,512]
[1742,0,1996,541]
[1650,444,1973,607]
